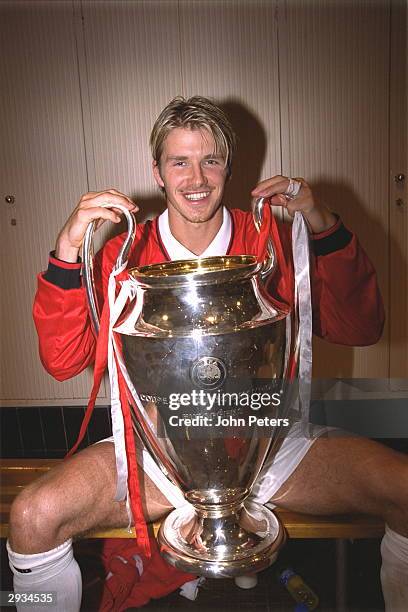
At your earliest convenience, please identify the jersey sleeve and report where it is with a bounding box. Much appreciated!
[32,221,159,382]
[33,276,96,381]
[310,219,385,346]
[32,232,121,381]
[267,215,385,347]
[33,214,385,383]
[33,252,99,381]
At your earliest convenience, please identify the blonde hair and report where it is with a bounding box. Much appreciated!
[150,96,236,177]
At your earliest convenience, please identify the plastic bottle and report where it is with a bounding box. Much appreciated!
[294,605,311,612]
[279,568,319,610]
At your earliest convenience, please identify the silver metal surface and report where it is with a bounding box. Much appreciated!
[5,195,15,204]
[83,203,136,333]
[252,197,276,279]
[121,256,291,488]
[159,501,285,577]
[395,173,405,182]
[83,207,296,577]
[119,256,294,575]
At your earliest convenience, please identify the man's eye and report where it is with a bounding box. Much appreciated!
[174,161,186,166]
[205,159,219,166]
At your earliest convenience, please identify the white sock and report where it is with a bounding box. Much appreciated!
[381,525,408,612]
[7,539,82,612]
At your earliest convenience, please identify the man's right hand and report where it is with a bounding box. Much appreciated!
[55,189,138,262]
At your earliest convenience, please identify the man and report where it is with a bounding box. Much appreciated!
[7,97,407,611]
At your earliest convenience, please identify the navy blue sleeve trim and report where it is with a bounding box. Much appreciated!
[312,222,353,256]
[43,252,82,289]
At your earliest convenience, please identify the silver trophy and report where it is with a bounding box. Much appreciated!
[83,200,296,578]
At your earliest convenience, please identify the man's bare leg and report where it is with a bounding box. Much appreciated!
[269,435,408,531]
[9,441,172,553]
[7,441,173,612]
[269,435,408,610]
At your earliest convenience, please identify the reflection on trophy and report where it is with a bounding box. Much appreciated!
[83,202,297,578]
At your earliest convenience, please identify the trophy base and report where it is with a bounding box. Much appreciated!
[158,501,285,578]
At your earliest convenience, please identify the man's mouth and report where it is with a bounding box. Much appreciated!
[183,191,211,202]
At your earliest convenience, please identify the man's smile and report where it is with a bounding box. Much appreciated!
[183,191,212,201]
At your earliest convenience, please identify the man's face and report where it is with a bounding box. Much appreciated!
[153,127,228,225]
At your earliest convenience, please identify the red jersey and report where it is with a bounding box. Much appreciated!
[33,209,384,381]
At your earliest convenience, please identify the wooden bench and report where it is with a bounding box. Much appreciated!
[0,459,385,609]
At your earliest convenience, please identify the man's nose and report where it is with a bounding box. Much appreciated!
[190,163,207,186]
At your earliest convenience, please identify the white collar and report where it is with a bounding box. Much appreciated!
[157,207,232,260]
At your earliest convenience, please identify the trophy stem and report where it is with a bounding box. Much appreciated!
[193,497,247,519]
[158,501,285,578]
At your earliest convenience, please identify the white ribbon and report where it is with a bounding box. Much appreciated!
[107,269,174,506]
[106,210,313,512]
[106,264,137,502]
[106,265,156,504]
[292,212,313,428]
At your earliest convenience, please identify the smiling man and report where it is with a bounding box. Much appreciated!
[152,126,227,252]
[7,96,408,612]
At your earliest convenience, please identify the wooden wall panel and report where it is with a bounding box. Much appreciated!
[79,0,281,246]
[278,0,391,379]
[179,0,281,208]
[1,0,404,405]
[80,0,282,216]
[0,1,99,403]
[389,0,407,388]
[80,0,182,226]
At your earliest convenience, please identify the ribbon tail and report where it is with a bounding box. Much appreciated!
[116,355,151,558]
[256,201,272,264]
[292,212,313,430]
[66,299,110,458]
[66,260,150,558]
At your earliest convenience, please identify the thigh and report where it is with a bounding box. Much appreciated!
[270,435,408,517]
[13,441,172,541]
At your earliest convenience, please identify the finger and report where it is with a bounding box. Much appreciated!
[269,194,289,207]
[252,177,290,197]
[80,188,128,201]
[251,176,284,195]
[110,206,136,217]
[285,202,298,218]
[76,206,122,225]
[91,193,137,210]
[105,189,138,209]
[80,191,138,211]
[78,197,138,214]
[252,174,285,188]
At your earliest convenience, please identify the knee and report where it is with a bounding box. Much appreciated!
[9,483,62,551]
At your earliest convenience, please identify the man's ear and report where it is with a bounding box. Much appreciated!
[152,160,165,188]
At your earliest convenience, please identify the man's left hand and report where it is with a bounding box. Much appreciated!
[251,175,337,234]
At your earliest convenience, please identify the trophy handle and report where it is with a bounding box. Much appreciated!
[82,208,185,488]
[83,203,136,334]
[252,197,276,279]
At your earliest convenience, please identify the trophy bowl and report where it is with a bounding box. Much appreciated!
[82,202,297,578]
[114,255,293,577]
